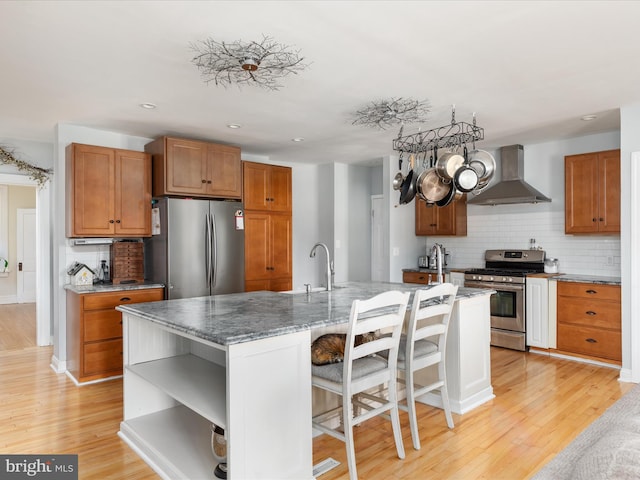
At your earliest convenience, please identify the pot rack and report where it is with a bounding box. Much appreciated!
[392,106,484,154]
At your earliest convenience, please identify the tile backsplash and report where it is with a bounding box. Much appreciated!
[426,211,621,276]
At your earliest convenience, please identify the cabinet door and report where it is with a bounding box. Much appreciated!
[165,138,208,195]
[415,201,437,235]
[243,162,270,210]
[67,144,116,236]
[565,153,601,233]
[244,213,271,282]
[115,149,152,236]
[598,150,620,233]
[526,277,549,348]
[207,144,242,199]
[270,213,292,280]
[415,198,466,236]
[269,166,292,212]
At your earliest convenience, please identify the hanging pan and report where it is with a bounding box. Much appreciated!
[393,153,405,191]
[399,154,417,204]
[453,146,479,193]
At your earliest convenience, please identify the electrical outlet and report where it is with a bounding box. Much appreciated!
[392,247,400,256]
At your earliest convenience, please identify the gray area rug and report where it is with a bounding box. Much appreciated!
[532,384,640,479]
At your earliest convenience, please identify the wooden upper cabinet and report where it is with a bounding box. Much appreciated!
[146,136,242,199]
[243,161,292,212]
[415,196,467,236]
[66,143,151,238]
[565,149,620,234]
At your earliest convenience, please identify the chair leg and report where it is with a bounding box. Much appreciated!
[388,379,406,459]
[343,396,358,480]
[440,364,454,429]
[405,367,421,450]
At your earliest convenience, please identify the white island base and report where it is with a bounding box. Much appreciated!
[414,292,495,414]
[118,315,314,480]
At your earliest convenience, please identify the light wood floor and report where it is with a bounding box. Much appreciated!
[0,307,634,479]
[0,303,36,350]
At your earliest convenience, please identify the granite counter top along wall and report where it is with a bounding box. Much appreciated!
[116,281,491,346]
[553,274,621,286]
[64,282,165,294]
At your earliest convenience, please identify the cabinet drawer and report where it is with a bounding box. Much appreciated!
[83,339,123,376]
[557,297,620,330]
[557,324,621,361]
[83,288,164,310]
[403,271,442,285]
[557,282,620,301]
[84,309,122,342]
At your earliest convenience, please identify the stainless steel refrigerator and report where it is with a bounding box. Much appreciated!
[144,197,245,299]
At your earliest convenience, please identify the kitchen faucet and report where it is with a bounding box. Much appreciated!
[430,243,443,285]
[310,242,334,291]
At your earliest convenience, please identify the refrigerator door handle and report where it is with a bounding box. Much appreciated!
[205,214,212,288]
[211,211,218,290]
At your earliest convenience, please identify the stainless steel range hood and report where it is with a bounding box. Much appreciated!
[467,144,551,205]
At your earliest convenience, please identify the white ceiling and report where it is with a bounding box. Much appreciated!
[2,1,638,165]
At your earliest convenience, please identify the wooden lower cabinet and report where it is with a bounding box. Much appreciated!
[556,282,621,362]
[66,287,164,383]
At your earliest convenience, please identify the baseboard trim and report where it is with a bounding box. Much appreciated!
[49,355,66,374]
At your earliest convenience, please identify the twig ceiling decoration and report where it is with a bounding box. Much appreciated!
[0,145,52,188]
[190,35,309,90]
[351,97,431,129]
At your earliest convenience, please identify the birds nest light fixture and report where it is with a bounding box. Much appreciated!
[190,35,308,90]
[351,97,431,129]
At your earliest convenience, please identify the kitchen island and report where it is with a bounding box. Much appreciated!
[116,282,493,480]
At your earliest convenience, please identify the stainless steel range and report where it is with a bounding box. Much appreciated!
[464,249,545,351]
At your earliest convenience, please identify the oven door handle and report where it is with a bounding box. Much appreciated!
[465,281,524,292]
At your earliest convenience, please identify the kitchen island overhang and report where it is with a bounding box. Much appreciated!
[116,282,494,480]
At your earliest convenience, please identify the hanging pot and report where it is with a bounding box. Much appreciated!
[393,155,404,191]
[435,150,465,180]
[467,149,495,186]
[435,181,458,207]
[417,167,450,203]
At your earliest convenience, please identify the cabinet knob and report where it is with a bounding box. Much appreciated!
[109,219,115,224]
[599,218,604,221]
[207,180,212,184]
[585,338,598,343]
[116,219,121,223]
[586,289,597,294]
[586,311,597,316]
[120,297,131,302]
[592,218,597,222]
[202,179,207,183]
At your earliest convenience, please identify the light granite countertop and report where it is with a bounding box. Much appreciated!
[116,281,492,346]
[64,282,165,294]
[552,274,621,286]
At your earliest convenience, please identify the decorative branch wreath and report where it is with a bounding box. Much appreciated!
[0,145,52,188]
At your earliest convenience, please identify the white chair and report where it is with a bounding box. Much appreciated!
[399,283,457,450]
[312,290,410,480]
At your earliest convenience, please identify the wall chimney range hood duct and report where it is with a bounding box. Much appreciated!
[468,144,551,205]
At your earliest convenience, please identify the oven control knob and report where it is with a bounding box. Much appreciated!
[489,276,494,281]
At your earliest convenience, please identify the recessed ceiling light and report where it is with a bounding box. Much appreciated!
[581,114,597,121]
[227,124,242,129]
[292,137,304,142]
[139,103,157,109]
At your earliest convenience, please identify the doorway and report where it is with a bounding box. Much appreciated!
[371,195,384,281]
[0,173,49,347]
[17,208,36,303]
